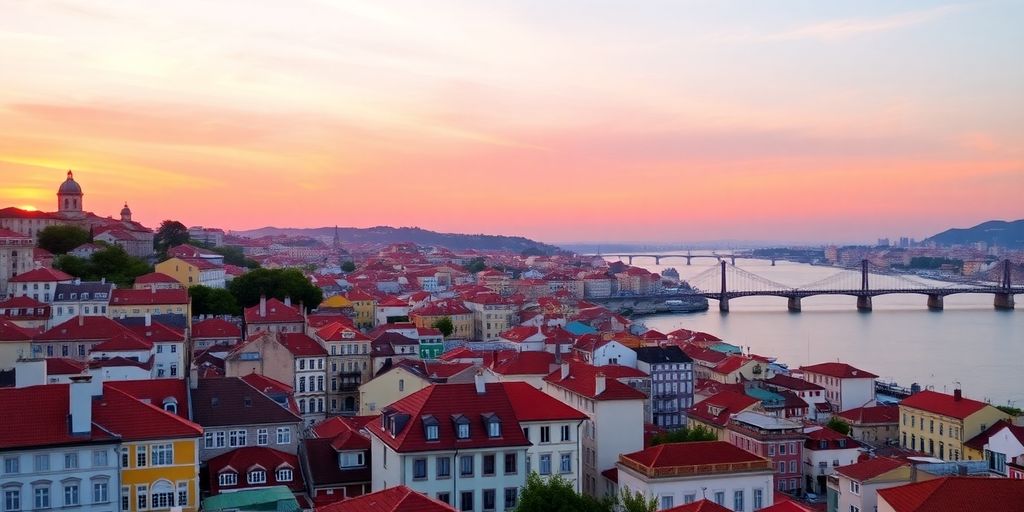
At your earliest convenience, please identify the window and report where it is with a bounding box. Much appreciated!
[152,444,173,466]
[136,485,147,510]
[176,482,187,507]
[218,473,237,487]
[504,453,517,475]
[34,455,49,472]
[560,453,572,473]
[734,490,744,511]
[413,458,428,479]
[277,427,291,444]
[92,482,108,503]
[713,491,725,505]
[248,470,267,484]
[121,448,129,468]
[522,426,529,440]
[151,482,174,509]
[340,452,365,468]
[121,487,129,511]
[93,450,107,467]
[229,430,247,447]
[778,461,785,473]
[790,460,797,474]
[437,493,450,504]
[850,507,860,512]
[483,489,496,511]
[425,425,439,441]
[457,423,470,439]
[460,455,474,477]
[779,443,786,455]
[540,426,551,443]
[136,446,147,467]
[560,425,571,441]
[684,493,696,504]
[257,429,269,446]
[850,481,860,494]
[3,458,18,474]
[34,486,49,510]
[436,457,451,478]
[62,484,78,507]
[215,431,226,448]
[753,489,763,509]
[504,488,518,509]
[460,491,473,512]
[539,454,552,475]
[5,489,20,512]
[276,468,293,482]
[488,421,501,438]
[661,496,674,509]
[768,444,775,456]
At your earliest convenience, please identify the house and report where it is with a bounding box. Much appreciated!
[836,405,899,447]
[504,381,588,490]
[798,362,878,413]
[686,390,760,440]
[207,447,305,499]
[0,228,34,300]
[876,476,1024,512]
[155,256,226,289]
[374,296,411,327]
[314,485,457,512]
[190,377,303,462]
[6,267,74,303]
[108,288,191,325]
[827,457,911,512]
[484,350,558,389]
[0,319,33,369]
[244,296,305,338]
[49,281,113,328]
[615,441,774,511]
[191,318,243,350]
[965,420,1024,476]
[346,289,377,329]
[0,295,50,329]
[302,417,372,505]
[543,362,646,497]
[315,322,372,415]
[132,272,185,291]
[409,299,473,339]
[462,293,518,341]
[726,411,806,495]
[357,359,475,415]
[370,332,420,375]
[573,335,637,367]
[898,389,1011,461]
[764,374,828,421]
[802,427,862,495]
[367,376,534,511]
[634,346,694,429]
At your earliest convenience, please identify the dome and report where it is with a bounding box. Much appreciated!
[58,170,83,195]
[120,203,132,216]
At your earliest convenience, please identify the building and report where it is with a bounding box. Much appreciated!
[6,267,74,303]
[357,359,475,415]
[462,293,518,341]
[190,377,303,462]
[191,318,243,350]
[835,405,899,447]
[965,420,1024,477]
[764,374,829,421]
[244,296,305,338]
[0,296,51,330]
[302,418,372,506]
[543,362,646,497]
[206,447,305,500]
[876,476,1024,512]
[635,346,694,429]
[484,350,558,389]
[615,441,775,511]
[108,288,190,324]
[504,381,588,491]
[802,427,861,495]
[0,319,33,369]
[898,389,1011,460]
[0,228,34,299]
[315,485,457,512]
[187,226,225,247]
[155,257,226,289]
[410,300,474,340]
[133,273,184,291]
[686,390,760,441]
[315,322,372,415]
[50,281,113,328]
[726,411,806,495]
[374,296,411,327]
[346,289,377,330]
[799,362,878,413]
[827,457,911,512]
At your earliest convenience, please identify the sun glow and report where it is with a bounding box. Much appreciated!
[17,205,38,211]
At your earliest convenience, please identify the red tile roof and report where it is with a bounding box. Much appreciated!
[837,405,899,425]
[834,456,908,481]
[490,350,556,375]
[964,419,1024,452]
[241,372,294,394]
[687,390,760,427]
[0,384,118,449]
[8,267,74,283]
[800,362,878,379]
[134,272,180,284]
[661,500,732,512]
[0,227,30,238]
[105,379,191,419]
[110,288,189,306]
[389,359,474,381]
[899,390,991,420]
[36,315,134,341]
[45,357,87,375]
[411,299,471,317]
[765,373,825,392]
[279,332,328,357]
[192,318,242,339]
[244,298,304,324]
[93,385,203,441]
[877,476,1024,512]
[622,441,766,469]
[804,427,860,451]
[543,362,647,401]
[502,381,587,422]
[91,331,152,351]
[0,319,32,341]
[756,498,816,511]
[316,322,371,342]
[316,485,456,512]
[207,446,304,494]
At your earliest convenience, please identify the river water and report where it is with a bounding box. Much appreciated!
[617,255,1023,407]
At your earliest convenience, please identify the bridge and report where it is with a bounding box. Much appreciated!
[684,260,1021,312]
[594,251,772,266]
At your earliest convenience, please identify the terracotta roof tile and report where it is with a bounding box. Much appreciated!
[9,267,74,283]
[899,390,991,420]
[316,485,456,512]
[621,441,766,469]
[877,476,1024,511]
[834,456,908,481]
[800,362,878,379]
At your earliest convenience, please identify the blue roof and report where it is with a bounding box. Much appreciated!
[708,342,742,354]
[564,321,597,336]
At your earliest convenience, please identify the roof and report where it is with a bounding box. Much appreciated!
[192,318,242,338]
[490,350,556,375]
[765,373,825,392]
[134,272,180,284]
[635,345,692,364]
[279,332,328,357]
[730,411,802,431]
[621,441,767,469]
[110,288,189,306]
[0,319,32,341]
[303,436,371,488]
[965,419,1024,451]
[8,267,74,283]
[0,227,30,238]
[45,357,87,375]
[805,427,860,451]
[834,456,909,481]
[207,446,304,493]
[800,362,878,379]
[876,476,1024,512]
[0,383,119,449]
[837,404,899,425]
[191,377,302,427]
[105,378,191,419]
[661,500,732,512]
[687,390,760,427]
[543,362,647,401]
[93,385,203,441]
[36,315,135,341]
[317,322,371,342]
[899,390,991,420]
[202,486,298,512]
[387,360,474,382]
[502,381,587,422]
[244,298,304,324]
[316,485,456,512]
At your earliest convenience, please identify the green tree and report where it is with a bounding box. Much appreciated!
[431,316,454,337]
[189,285,240,316]
[36,225,90,255]
[341,261,356,272]
[826,417,852,436]
[207,245,260,269]
[463,257,487,273]
[649,424,718,446]
[514,473,613,512]
[154,220,190,255]
[54,245,152,287]
[227,267,323,312]
[619,487,657,512]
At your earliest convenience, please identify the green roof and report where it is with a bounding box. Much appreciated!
[708,342,742,354]
[202,486,299,512]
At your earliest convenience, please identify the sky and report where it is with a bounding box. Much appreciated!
[0,0,1021,245]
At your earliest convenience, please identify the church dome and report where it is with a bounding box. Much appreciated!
[58,170,83,195]
[120,203,132,216]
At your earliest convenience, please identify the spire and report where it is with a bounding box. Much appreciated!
[67,169,73,179]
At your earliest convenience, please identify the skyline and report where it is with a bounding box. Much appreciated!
[1,0,1022,243]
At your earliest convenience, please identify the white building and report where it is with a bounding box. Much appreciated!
[6,267,75,303]
[49,281,112,329]
[615,441,775,511]
[802,427,862,495]
[798,362,877,413]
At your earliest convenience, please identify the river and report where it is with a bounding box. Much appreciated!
[616,254,1023,407]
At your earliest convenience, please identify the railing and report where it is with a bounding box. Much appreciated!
[619,457,772,478]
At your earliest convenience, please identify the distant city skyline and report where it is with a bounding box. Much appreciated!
[1,0,1022,243]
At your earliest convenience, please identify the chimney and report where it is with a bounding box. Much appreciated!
[74,277,81,285]
[474,369,486,395]
[15,358,47,388]
[259,295,267,317]
[284,296,292,307]
[69,375,95,435]
[594,372,606,396]
[189,365,199,389]
[145,313,152,327]
[560,362,570,380]
[78,309,84,326]
[151,285,156,294]
[954,388,962,401]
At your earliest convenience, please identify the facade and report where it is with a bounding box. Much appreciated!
[615,441,775,511]
[357,360,474,415]
[503,381,588,491]
[190,377,303,462]
[827,457,911,512]
[798,363,878,413]
[410,299,474,340]
[346,289,377,330]
[802,428,861,495]
[726,411,806,495]
[315,322,372,415]
[898,389,1011,461]
[686,390,760,441]
[7,267,75,303]
[835,405,899,447]
[206,447,304,498]
[154,257,226,289]
[635,346,694,429]
[875,476,1024,512]
[190,318,242,350]
[302,418,372,506]
[107,289,190,324]
[50,281,113,328]
[967,420,1024,477]
[463,294,518,341]
[243,297,305,338]
[764,374,828,421]
[0,228,34,300]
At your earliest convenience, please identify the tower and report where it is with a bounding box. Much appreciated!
[57,170,84,217]
[120,202,132,222]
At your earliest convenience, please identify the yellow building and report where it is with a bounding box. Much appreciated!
[898,389,1011,461]
[154,257,226,289]
[346,289,377,329]
[108,288,191,324]
[358,360,475,415]
[410,299,474,339]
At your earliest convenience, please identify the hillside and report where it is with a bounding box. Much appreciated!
[233,226,562,254]
[925,219,1024,249]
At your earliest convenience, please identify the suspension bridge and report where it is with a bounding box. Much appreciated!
[685,260,1021,312]
[593,251,768,266]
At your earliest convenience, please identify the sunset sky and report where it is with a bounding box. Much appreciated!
[1,0,1021,244]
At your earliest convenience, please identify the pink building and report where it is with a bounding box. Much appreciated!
[726,411,806,495]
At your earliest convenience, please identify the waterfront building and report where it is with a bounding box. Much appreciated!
[836,405,900,447]
[798,362,878,413]
[802,427,861,495]
[898,389,1011,461]
[827,457,911,512]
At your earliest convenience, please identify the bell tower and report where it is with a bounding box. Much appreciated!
[57,170,84,217]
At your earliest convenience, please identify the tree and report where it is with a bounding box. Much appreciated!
[514,473,613,512]
[619,487,657,512]
[649,424,718,446]
[53,244,152,287]
[36,225,90,255]
[227,267,323,312]
[154,220,190,255]
[463,257,487,273]
[826,417,852,436]
[341,261,356,272]
[189,285,240,316]
[431,316,454,337]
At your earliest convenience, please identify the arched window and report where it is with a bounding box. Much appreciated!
[298,399,305,413]
[150,480,174,509]
[162,398,178,414]
[275,468,293,482]
[247,469,266,485]
[64,198,69,209]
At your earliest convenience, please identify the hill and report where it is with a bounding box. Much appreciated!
[924,219,1024,249]
[233,226,562,254]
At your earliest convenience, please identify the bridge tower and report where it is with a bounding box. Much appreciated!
[686,250,692,265]
[857,259,873,311]
[995,259,1015,310]
[719,260,729,312]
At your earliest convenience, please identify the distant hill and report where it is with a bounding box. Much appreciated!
[233,226,562,254]
[924,219,1024,249]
